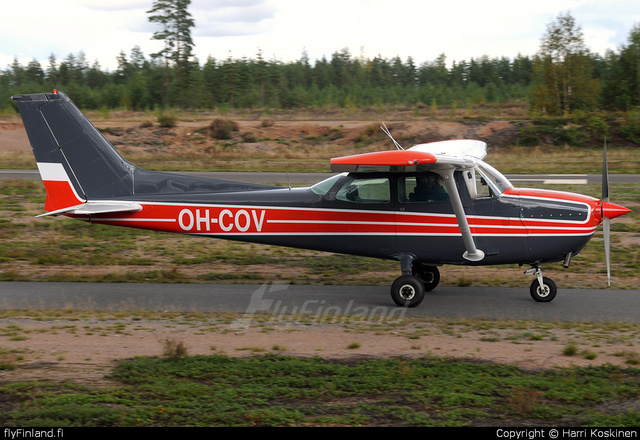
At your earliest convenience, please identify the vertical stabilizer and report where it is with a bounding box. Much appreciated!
[11,90,135,211]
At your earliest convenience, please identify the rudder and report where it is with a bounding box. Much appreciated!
[11,90,135,212]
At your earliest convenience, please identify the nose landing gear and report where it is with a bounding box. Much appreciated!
[525,264,557,302]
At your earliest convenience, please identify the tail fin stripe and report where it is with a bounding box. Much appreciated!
[36,162,86,212]
[37,162,71,182]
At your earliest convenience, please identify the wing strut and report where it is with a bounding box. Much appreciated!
[441,169,485,262]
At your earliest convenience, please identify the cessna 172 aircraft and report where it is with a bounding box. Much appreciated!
[12,90,630,307]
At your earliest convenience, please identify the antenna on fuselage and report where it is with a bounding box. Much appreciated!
[284,164,292,190]
[380,123,404,150]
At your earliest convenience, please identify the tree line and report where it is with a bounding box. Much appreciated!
[1,8,639,116]
[0,48,536,112]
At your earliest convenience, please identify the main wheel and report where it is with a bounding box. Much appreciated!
[529,277,557,302]
[414,265,440,292]
[391,275,426,308]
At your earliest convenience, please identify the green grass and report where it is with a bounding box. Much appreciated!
[1,310,640,427]
[1,354,639,427]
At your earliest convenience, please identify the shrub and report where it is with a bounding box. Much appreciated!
[587,116,609,139]
[163,338,188,359]
[241,131,258,143]
[619,118,640,145]
[563,343,578,356]
[157,113,177,128]
[208,119,239,140]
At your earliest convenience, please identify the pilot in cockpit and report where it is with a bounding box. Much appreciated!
[413,172,448,202]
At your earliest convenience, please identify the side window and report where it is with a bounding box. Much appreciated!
[468,166,509,198]
[460,169,493,198]
[399,173,449,203]
[336,177,390,203]
[474,169,494,198]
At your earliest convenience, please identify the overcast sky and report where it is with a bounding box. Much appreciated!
[2,0,639,71]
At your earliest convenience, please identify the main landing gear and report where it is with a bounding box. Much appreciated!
[390,259,559,307]
[390,259,440,308]
[525,264,557,302]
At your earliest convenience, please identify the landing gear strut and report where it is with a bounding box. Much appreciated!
[525,264,557,302]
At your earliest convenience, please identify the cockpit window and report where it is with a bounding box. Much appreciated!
[398,173,449,203]
[468,162,513,198]
[335,177,390,203]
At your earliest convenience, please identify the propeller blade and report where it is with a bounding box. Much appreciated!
[602,139,609,202]
[604,216,611,286]
[602,138,611,286]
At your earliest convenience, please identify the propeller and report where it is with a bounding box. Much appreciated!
[602,139,611,286]
[599,141,632,287]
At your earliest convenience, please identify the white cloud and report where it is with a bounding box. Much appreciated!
[193,2,276,37]
[81,0,150,11]
[0,0,638,72]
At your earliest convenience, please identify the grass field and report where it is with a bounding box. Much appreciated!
[2,352,640,427]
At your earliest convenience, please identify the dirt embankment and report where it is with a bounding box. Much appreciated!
[0,117,522,157]
[1,314,638,387]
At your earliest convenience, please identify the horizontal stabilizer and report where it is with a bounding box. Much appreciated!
[37,202,142,217]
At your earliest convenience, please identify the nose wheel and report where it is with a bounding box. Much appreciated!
[526,264,557,302]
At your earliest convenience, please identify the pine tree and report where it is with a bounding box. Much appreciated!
[531,12,599,115]
[147,0,195,106]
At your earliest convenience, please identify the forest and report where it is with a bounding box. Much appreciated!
[0,8,639,119]
[0,48,537,112]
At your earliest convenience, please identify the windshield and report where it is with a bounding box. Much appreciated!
[475,161,513,195]
[310,173,344,195]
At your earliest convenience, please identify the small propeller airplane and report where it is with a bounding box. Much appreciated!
[12,90,631,307]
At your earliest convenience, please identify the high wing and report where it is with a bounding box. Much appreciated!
[331,139,489,262]
[330,139,486,172]
[330,149,437,171]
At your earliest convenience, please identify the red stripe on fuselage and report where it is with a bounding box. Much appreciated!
[81,201,598,237]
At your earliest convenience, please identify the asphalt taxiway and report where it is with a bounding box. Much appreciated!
[1,281,638,323]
